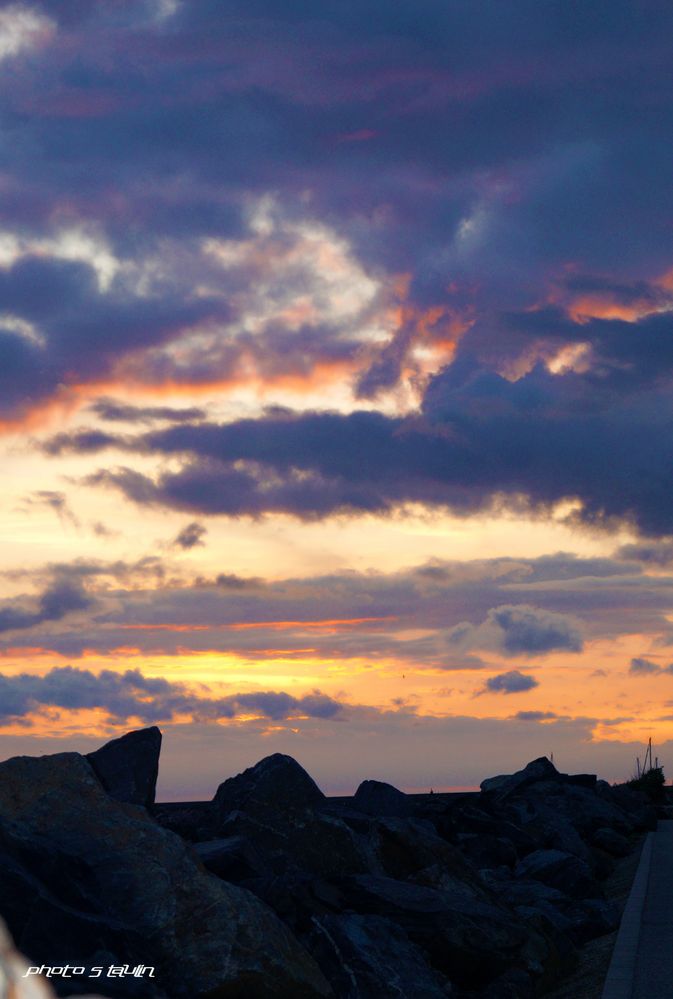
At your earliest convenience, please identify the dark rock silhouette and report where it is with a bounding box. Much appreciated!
[480,755,561,798]
[86,725,161,807]
[212,752,325,822]
[353,779,411,817]
[0,735,658,998]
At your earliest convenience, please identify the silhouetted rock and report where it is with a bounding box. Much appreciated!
[212,753,325,825]
[86,726,161,808]
[353,780,411,817]
[560,898,620,944]
[591,827,632,857]
[217,806,370,880]
[152,800,211,841]
[599,783,657,830]
[480,758,561,799]
[0,752,332,999]
[564,773,597,789]
[518,781,632,838]
[515,850,599,900]
[438,802,538,858]
[499,800,593,865]
[194,835,267,882]
[370,817,484,895]
[457,833,519,870]
[308,914,451,997]
[336,874,547,989]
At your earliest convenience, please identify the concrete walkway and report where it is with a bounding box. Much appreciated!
[602,822,673,999]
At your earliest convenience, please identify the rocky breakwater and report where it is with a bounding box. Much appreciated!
[155,749,656,998]
[0,729,656,999]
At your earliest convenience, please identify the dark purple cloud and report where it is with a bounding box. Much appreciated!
[47,347,673,535]
[487,605,583,655]
[2,1,673,548]
[0,576,91,634]
[629,657,673,676]
[90,398,207,424]
[617,542,673,567]
[485,670,539,694]
[0,0,671,424]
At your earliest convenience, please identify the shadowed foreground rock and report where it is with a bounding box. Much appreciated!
[0,753,331,999]
[0,731,657,999]
[307,913,451,998]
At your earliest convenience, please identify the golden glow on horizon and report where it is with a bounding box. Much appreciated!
[4,628,673,750]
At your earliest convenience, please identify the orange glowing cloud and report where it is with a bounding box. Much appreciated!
[118,615,396,633]
[567,295,661,324]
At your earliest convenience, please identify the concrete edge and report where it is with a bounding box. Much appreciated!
[601,830,655,999]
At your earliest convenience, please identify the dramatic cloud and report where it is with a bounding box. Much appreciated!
[448,604,583,657]
[3,1,673,790]
[0,1,669,535]
[0,665,344,725]
[48,348,673,535]
[485,671,539,695]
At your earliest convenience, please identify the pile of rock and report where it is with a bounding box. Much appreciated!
[0,730,656,998]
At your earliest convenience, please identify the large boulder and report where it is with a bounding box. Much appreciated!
[336,874,547,989]
[216,807,370,880]
[488,873,618,946]
[194,835,267,882]
[353,780,411,818]
[591,827,632,857]
[437,802,538,857]
[308,914,451,998]
[515,781,634,838]
[212,753,325,825]
[480,758,561,799]
[0,752,332,999]
[152,801,211,841]
[369,817,484,896]
[515,850,599,900]
[560,898,620,944]
[86,726,161,808]
[456,833,519,870]
[598,783,657,831]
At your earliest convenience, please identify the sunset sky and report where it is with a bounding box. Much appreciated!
[2,0,673,798]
